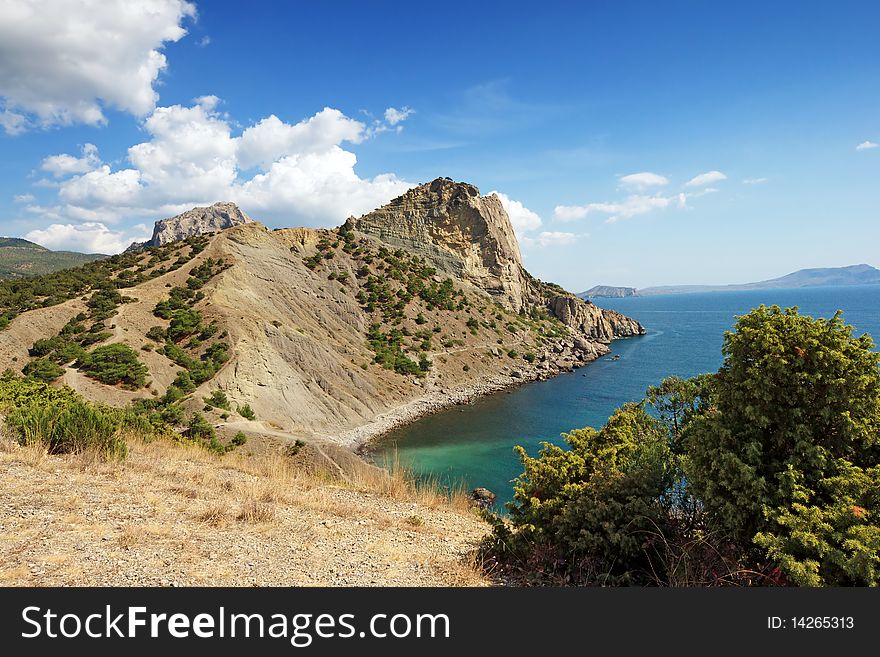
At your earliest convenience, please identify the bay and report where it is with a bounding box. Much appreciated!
[371,285,880,508]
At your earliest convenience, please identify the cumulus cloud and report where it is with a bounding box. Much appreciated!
[856,141,879,151]
[384,106,414,126]
[520,231,579,248]
[25,221,151,254]
[618,171,669,190]
[237,108,364,170]
[743,177,768,184]
[489,191,542,236]
[13,193,34,203]
[685,170,727,187]
[0,0,195,133]
[41,143,101,177]
[22,99,414,242]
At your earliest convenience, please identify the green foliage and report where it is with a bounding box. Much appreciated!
[491,404,674,584]
[0,372,161,459]
[204,389,231,411]
[238,403,256,421]
[684,305,880,585]
[22,358,64,383]
[146,326,167,342]
[523,351,536,363]
[167,308,203,341]
[76,343,148,388]
[231,431,248,448]
[489,306,880,586]
[366,323,425,376]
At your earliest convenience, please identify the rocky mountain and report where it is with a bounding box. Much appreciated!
[639,264,880,296]
[127,201,253,250]
[0,237,103,279]
[346,178,644,340]
[579,285,638,299]
[1,178,644,449]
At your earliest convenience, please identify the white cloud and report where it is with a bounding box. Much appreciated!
[196,35,211,47]
[25,221,151,254]
[520,231,580,248]
[489,191,542,236]
[384,106,414,126]
[856,141,879,151]
[41,143,101,177]
[23,99,414,241]
[743,177,768,184]
[685,170,727,187]
[13,193,34,203]
[237,108,364,170]
[618,171,669,190]
[0,0,195,133]
[554,194,676,223]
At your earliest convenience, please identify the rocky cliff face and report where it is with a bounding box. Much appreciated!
[128,202,253,250]
[346,178,644,342]
[345,178,528,311]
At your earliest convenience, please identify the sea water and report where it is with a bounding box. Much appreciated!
[371,285,880,508]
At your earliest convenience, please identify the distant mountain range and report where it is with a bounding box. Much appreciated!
[0,237,104,279]
[579,264,880,298]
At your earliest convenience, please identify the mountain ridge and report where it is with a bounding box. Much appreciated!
[0,236,104,279]
[579,264,880,298]
[1,178,645,451]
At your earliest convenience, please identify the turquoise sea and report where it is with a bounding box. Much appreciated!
[371,285,880,508]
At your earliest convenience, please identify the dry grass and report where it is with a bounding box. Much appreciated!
[0,432,490,587]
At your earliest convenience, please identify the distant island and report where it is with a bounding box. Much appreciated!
[580,285,638,299]
[579,264,880,298]
[0,237,104,279]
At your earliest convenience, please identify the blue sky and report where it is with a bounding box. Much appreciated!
[1,0,879,290]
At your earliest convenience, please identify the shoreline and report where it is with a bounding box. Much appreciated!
[332,340,623,455]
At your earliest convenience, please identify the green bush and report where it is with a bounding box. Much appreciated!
[204,389,231,411]
[238,403,256,421]
[22,358,64,383]
[488,404,674,584]
[76,343,148,389]
[684,306,880,585]
[0,373,128,459]
[488,306,880,586]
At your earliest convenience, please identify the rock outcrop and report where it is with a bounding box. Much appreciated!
[128,202,253,250]
[346,178,645,342]
[345,178,528,311]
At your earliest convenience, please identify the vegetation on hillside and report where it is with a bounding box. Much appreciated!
[0,235,209,330]
[301,226,569,378]
[0,371,247,459]
[483,306,880,586]
[0,237,104,280]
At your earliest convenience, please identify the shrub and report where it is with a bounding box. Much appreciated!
[187,412,215,442]
[146,326,167,342]
[238,403,256,421]
[76,343,148,389]
[230,431,247,448]
[204,389,231,411]
[524,352,536,363]
[486,404,674,585]
[22,358,64,383]
[684,306,880,585]
[0,373,128,459]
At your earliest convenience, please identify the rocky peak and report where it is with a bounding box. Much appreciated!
[345,177,527,310]
[128,201,253,250]
[345,177,645,342]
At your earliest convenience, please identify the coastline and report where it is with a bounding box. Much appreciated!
[333,338,629,454]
